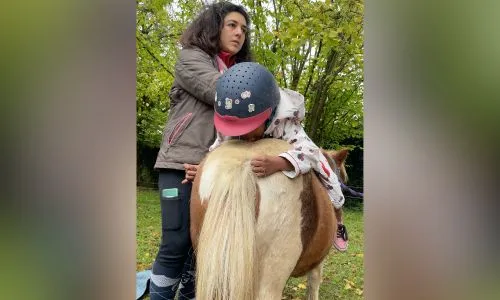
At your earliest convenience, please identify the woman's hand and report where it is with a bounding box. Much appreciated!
[182,163,199,184]
[250,155,293,177]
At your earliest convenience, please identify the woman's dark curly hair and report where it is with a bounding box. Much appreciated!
[180,1,252,62]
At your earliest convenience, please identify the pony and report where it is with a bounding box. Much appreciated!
[190,138,348,300]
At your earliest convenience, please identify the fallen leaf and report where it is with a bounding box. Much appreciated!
[343,279,356,287]
[355,288,363,295]
[356,253,364,258]
[297,283,306,289]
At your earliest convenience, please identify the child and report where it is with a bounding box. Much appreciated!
[210,62,349,251]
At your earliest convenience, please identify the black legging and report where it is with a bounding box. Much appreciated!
[150,169,195,300]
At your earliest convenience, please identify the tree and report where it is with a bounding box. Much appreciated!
[136,0,203,148]
[242,0,364,149]
[136,0,364,185]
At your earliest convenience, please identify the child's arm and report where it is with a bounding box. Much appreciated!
[277,121,321,178]
[279,125,345,208]
[251,121,320,178]
[250,155,294,177]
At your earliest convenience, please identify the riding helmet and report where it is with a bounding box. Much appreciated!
[214,62,280,136]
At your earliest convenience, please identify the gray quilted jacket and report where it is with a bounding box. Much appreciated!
[154,47,221,170]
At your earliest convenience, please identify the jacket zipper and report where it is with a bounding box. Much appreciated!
[168,112,193,144]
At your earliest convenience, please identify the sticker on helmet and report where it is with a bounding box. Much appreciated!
[241,90,251,99]
[225,98,232,109]
[248,103,255,112]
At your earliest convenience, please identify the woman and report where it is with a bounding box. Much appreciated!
[150,2,252,300]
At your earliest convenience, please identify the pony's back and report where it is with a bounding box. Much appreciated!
[191,138,335,299]
[192,139,304,300]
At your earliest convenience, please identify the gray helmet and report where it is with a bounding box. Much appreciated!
[214,62,280,136]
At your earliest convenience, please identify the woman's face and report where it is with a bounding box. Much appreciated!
[219,12,247,55]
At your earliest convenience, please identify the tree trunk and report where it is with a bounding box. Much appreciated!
[305,48,338,141]
[290,42,311,91]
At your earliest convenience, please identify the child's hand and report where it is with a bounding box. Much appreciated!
[182,163,199,184]
[250,155,292,177]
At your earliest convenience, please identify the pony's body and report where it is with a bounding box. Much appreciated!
[190,139,346,300]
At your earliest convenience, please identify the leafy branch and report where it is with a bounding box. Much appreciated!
[136,33,174,78]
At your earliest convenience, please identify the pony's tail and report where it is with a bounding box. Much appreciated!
[196,161,257,300]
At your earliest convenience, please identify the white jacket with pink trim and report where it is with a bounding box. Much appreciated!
[210,88,345,208]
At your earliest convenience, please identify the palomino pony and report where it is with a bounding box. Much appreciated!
[190,138,348,300]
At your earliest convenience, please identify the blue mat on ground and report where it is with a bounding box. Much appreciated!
[136,269,152,300]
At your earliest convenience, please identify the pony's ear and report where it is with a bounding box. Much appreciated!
[332,148,349,163]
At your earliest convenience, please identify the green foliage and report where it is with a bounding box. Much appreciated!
[136,0,203,147]
[242,0,364,147]
[136,0,364,150]
[136,188,161,271]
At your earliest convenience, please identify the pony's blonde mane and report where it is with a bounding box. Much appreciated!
[195,139,293,300]
[193,139,346,299]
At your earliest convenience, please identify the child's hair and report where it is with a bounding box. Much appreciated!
[180,1,252,62]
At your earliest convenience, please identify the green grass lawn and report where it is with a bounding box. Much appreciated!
[137,187,364,299]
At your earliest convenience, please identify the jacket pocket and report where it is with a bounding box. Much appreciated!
[167,112,193,145]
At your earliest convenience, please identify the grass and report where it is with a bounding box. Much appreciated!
[136,187,162,271]
[137,187,364,299]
